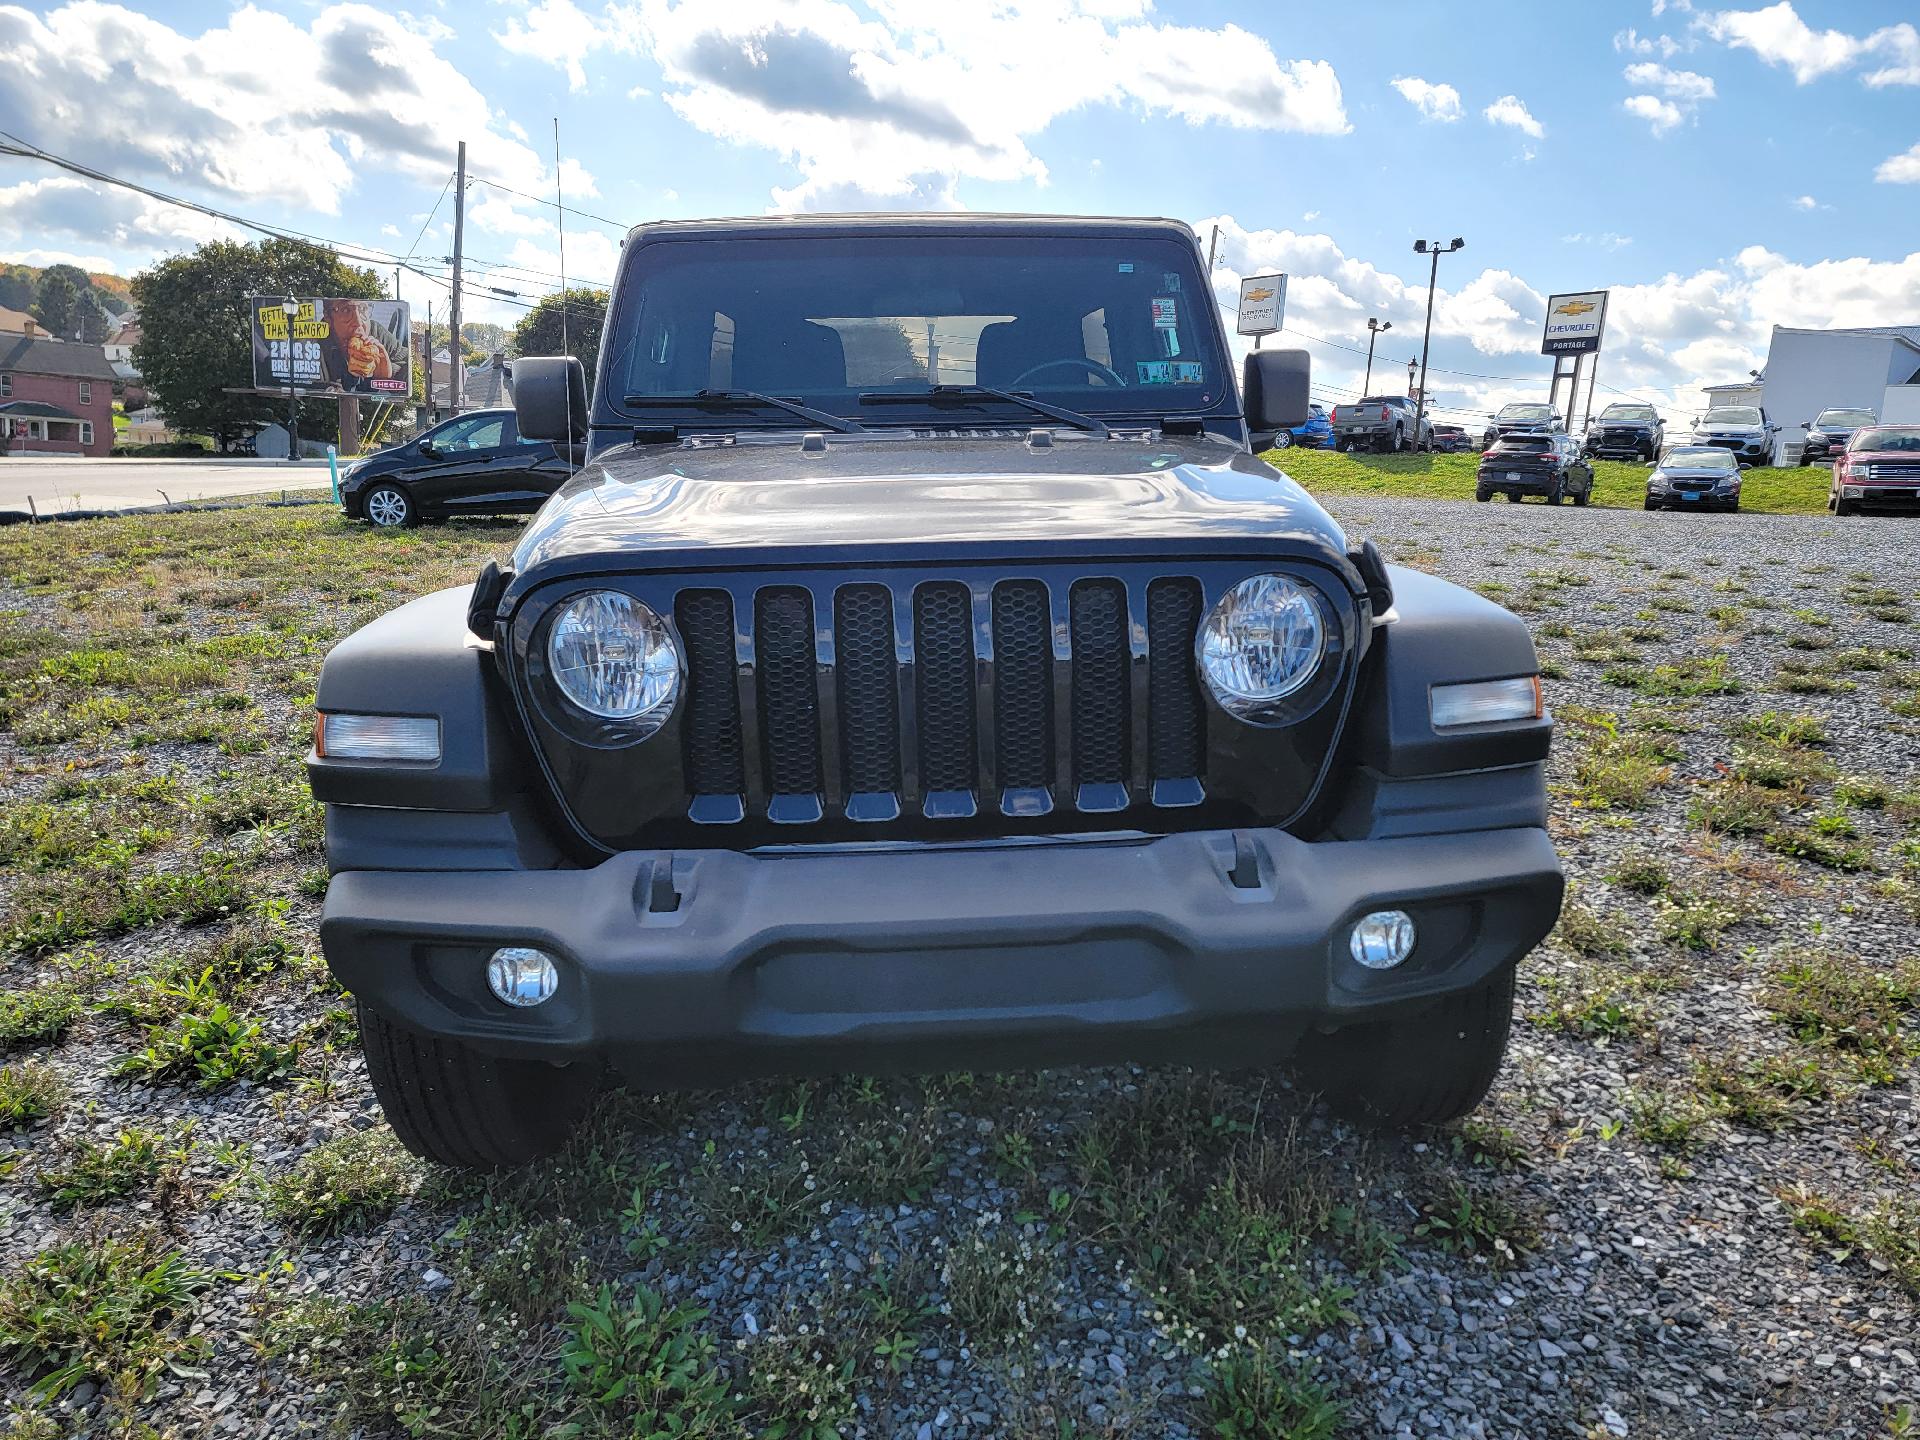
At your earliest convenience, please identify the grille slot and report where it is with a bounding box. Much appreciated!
[914,582,978,796]
[835,585,901,796]
[676,590,745,798]
[755,587,823,799]
[992,581,1053,790]
[1146,579,1205,782]
[1069,580,1130,790]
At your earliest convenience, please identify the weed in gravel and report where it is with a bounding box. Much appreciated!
[1693,1052,1835,1131]
[1200,1344,1344,1440]
[1690,781,1795,837]
[1735,710,1829,747]
[1413,1178,1538,1268]
[115,997,300,1091]
[0,1061,63,1129]
[1626,1087,1719,1150]
[559,1283,737,1437]
[1605,654,1739,697]
[692,1145,829,1250]
[0,1231,210,1406]
[1608,852,1671,895]
[1732,742,1837,791]
[940,1221,1064,1347]
[831,1102,948,1206]
[1761,824,1874,872]
[1779,1188,1920,1297]
[1569,716,1676,811]
[1553,894,1627,958]
[1655,889,1747,951]
[0,982,83,1053]
[734,1331,858,1440]
[1775,659,1856,695]
[36,1128,183,1212]
[1835,775,1891,809]
[265,1131,417,1237]
[1529,965,1652,1040]
[1762,950,1918,1071]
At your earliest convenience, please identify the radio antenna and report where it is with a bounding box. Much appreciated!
[553,116,574,472]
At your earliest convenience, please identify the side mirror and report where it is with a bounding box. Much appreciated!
[1242,349,1311,435]
[511,355,589,443]
[1801,421,1811,429]
[416,438,436,456]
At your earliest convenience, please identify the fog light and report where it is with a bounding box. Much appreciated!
[1842,485,1863,499]
[487,947,558,1007]
[1349,910,1417,970]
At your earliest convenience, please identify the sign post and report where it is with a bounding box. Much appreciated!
[1542,291,1608,432]
[1236,274,1287,350]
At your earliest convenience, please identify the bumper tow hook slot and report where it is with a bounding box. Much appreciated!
[639,855,682,914]
[1228,831,1262,890]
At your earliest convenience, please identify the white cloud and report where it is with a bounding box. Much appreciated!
[1483,94,1544,138]
[1390,76,1463,122]
[1615,28,1683,58]
[495,0,635,92]
[1878,142,1920,184]
[1622,62,1717,100]
[0,2,590,220]
[0,175,241,254]
[1791,194,1816,210]
[1696,3,1919,86]
[607,0,1349,209]
[1563,232,1635,249]
[1623,93,1685,133]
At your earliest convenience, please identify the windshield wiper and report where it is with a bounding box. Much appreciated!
[858,384,1109,438]
[622,389,866,434]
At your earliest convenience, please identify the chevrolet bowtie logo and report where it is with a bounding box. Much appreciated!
[1244,286,1275,303]
[1554,299,1597,317]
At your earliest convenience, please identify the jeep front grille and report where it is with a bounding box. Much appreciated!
[672,573,1209,826]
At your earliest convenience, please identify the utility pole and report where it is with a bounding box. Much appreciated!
[1363,317,1391,395]
[1411,236,1465,453]
[448,140,466,414]
[1206,224,1219,277]
[425,298,434,424]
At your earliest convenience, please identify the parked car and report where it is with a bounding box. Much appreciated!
[1830,425,1920,515]
[339,408,576,527]
[1687,404,1777,467]
[306,212,1563,1167]
[1644,446,1742,512]
[1270,402,1332,450]
[1583,403,1665,462]
[1475,432,1594,505]
[1432,424,1474,453]
[1331,395,1433,452]
[1480,402,1563,450]
[1799,407,1878,466]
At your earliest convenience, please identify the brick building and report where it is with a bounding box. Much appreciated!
[0,333,118,456]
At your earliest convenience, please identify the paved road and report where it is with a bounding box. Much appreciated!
[0,458,333,516]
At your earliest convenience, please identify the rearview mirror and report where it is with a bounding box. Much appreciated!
[511,355,589,443]
[1242,349,1311,436]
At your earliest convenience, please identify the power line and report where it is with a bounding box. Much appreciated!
[467,174,633,233]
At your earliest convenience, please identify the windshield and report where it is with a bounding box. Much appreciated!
[1817,409,1876,428]
[1664,449,1736,471]
[1497,404,1553,422]
[1600,405,1658,422]
[606,233,1229,425]
[1852,427,1920,453]
[1704,406,1761,425]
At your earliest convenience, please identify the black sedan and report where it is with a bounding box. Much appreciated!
[1799,407,1878,466]
[1583,402,1664,461]
[340,408,576,527]
[1644,446,1742,512]
[1476,433,1594,505]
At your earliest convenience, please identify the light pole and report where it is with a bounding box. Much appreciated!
[281,297,301,464]
[1411,237,1464,453]
[1362,317,1391,395]
[1406,356,1417,393]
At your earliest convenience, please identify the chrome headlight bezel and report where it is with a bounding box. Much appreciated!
[543,589,681,738]
[1195,573,1345,727]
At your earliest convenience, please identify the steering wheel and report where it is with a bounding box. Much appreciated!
[1007,357,1129,390]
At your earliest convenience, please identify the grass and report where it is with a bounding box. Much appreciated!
[0,1061,64,1129]
[557,1283,736,1438]
[264,1131,417,1236]
[1265,448,1833,514]
[36,1128,180,1212]
[1778,1188,1920,1297]
[115,997,300,1091]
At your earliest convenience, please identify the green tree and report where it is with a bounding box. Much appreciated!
[32,271,81,337]
[73,291,112,344]
[510,288,609,396]
[130,238,384,452]
[0,267,33,312]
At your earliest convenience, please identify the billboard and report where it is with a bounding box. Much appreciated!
[1541,291,1608,356]
[249,296,411,394]
[1236,274,1287,336]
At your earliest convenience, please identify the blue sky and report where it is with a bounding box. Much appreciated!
[1,0,1915,429]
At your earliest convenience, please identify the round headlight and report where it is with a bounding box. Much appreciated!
[547,590,679,726]
[1197,574,1326,722]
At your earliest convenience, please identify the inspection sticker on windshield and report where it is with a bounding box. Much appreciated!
[1150,296,1179,329]
[1137,360,1204,385]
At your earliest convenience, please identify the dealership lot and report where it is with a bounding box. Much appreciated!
[0,494,1914,1437]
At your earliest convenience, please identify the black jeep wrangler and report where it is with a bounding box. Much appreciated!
[308,215,1562,1167]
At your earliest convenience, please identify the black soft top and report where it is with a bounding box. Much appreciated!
[619,213,1199,246]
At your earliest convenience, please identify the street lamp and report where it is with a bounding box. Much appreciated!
[280,297,301,464]
[1411,237,1465,453]
[1362,317,1392,396]
[1406,356,1417,393]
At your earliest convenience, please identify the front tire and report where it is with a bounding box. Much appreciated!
[1296,967,1517,1127]
[1475,488,1491,502]
[362,482,417,529]
[1644,497,1659,511]
[358,1003,598,1168]
[1833,496,1858,517]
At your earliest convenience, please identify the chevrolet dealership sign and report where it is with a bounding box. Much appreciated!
[1541,291,1608,356]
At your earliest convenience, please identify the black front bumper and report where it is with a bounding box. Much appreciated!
[321,825,1563,1081]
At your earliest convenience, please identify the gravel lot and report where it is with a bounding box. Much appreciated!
[0,497,1915,1440]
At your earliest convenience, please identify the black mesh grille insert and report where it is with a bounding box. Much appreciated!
[834,584,900,794]
[913,582,976,792]
[755,587,823,795]
[1070,580,1129,786]
[1146,578,1205,779]
[992,581,1052,789]
[675,589,745,796]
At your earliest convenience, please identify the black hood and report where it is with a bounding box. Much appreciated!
[504,432,1352,603]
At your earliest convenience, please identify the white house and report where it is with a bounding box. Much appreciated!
[1764,326,1920,449]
